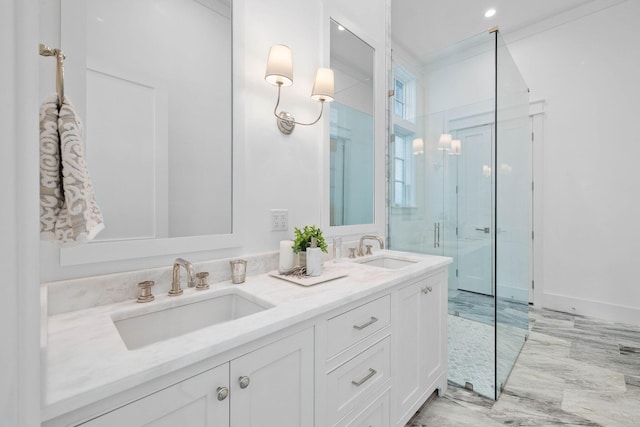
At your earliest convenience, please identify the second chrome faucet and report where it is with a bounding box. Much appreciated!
[357,235,384,257]
[169,257,196,296]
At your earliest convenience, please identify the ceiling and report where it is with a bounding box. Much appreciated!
[391,0,599,60]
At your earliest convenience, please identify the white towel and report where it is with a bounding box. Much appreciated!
[40,94,63,240]
[39,95,104,246]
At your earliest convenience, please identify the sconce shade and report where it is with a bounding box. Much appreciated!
[450,139,461,155]
[311,68,334,102]
[437,133,452,151]
[412,138,424,155]
[265,44,293,87]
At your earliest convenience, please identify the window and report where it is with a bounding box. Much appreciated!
[393,66,415,122]
[392,132,416,207]
[391,66,417,207]
[394,78,405,118]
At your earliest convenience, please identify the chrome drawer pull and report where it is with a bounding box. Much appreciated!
[353,316,379,330]
[351,368,377,387]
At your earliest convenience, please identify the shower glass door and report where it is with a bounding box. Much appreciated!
[389,26,531,399]
[389,31,498,399]
[495,32,531,398]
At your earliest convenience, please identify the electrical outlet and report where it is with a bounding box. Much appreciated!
[270,209,288,231]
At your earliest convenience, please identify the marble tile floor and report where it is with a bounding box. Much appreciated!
[448,289,495,325]
[448,289,529,330]
[448,314,495,398]
[408,307,640,426]
[448,314,528,399]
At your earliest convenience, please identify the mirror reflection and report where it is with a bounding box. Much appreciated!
[72,0,232,241]
[329,19,375,226]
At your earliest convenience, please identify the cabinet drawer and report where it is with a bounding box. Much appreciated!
[341,389,390,427]
[327,295,390,358]
[326,336,391,425]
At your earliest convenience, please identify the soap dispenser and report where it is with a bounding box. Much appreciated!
[306,237,322,277]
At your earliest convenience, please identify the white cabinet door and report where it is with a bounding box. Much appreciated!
[76,328,313,427]
[394,271,446,425]
[80,362,229,426]
[395,278,424,420]
[422,273,446,391]
[230,327,315,427]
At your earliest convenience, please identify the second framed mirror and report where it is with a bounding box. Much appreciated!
[329,19,375,227]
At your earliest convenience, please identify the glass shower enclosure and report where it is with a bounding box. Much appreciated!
[388,30,530,400]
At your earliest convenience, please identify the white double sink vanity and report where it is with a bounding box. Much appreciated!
[42,250,451,427]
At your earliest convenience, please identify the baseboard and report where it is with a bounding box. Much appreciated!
[542,292,640,326]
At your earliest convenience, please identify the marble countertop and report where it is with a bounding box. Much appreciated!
[43,250,451,420]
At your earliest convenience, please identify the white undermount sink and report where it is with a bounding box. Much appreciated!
[113,288,273,350]
[354,254,418,269]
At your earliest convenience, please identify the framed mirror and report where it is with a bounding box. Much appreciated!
[58,0,240,265]
[322,12,384,238]
[329,19,375,227]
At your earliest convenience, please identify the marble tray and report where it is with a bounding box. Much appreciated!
[268,268,348,286]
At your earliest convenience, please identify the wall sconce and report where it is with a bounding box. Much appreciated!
[265,44,334,135]
[412,138,424,155]
[437,133,452,151]
[449,139,461,155]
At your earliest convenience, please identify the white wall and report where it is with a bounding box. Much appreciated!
[506,0,640,324]
[239,0,324,254]
[234,0,387,252]
[2,1,41,425]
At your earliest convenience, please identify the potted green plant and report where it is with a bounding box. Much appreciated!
[292,225,328,266]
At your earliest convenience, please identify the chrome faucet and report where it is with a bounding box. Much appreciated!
[358,235,384,256]
[169,258,196,296]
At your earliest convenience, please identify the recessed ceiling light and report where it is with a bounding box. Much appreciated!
[484,8,496,18]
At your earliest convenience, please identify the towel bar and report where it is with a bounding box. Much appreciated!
[39,43,65,107]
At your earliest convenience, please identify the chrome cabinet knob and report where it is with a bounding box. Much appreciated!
[238,376,250,389]
[216,386,229,401]
[422,286,433,294]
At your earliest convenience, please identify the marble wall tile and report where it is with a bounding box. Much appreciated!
[46,251,279,314]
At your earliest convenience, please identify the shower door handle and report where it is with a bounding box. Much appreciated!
[433,222,441,248]
[476,227,490,234]
[437,222,441,247]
